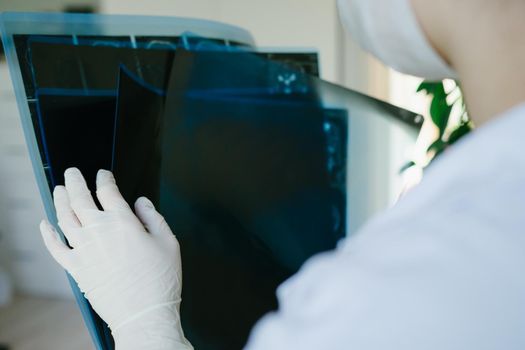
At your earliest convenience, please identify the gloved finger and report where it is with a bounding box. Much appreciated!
[54,186,88,247]
[64,167,99,225]
[134,197,174,238]
[95,169,132,212]
[40,220,73,269]
[54,185,81,230]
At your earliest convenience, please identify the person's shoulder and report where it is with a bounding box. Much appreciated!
[344,156,525,256]
[353,101,525,247]
[338,115,525,266]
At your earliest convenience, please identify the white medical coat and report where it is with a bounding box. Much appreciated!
[244,103,525,350]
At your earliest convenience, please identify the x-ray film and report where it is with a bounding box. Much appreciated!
[1,12,256,350]
[114,64,345,348]
[1,12,423,350]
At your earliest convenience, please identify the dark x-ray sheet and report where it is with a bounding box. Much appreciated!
[2,21,422,349]
[23,40,178,348]
[14,34,349,350]
[111,47,420,349]
[113,53,346,349]
[20,36,319,195]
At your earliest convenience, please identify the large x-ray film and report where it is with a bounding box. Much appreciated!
[0,13,256,350]
[113,62,346,348]
[1,12,423,350]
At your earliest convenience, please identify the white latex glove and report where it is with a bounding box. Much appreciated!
[40,167,193,350]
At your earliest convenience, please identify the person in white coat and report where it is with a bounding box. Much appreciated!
[39,0,525,349]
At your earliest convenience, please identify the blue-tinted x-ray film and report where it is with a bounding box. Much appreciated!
[20,36,320,194]
[157,48,421,348]
[114,63,346,349]
[161,47,421,237]
[1,12,256,350]
[1,12,422,350]
[1,17,327,350]
[26,40,175,193]
[111,46,420,349]
[113,67,166,206]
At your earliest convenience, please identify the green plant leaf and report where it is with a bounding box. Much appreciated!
[417,81,452,136]
[417,81,441,94]
[427,138,447,154]
[415,80,472,167]
[448,122,472,145]
[428,84,452,136]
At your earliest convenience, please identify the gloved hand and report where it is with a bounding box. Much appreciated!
[40,167,193,350]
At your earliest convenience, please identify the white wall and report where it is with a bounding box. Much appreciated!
[0,62,72,298]
[101,0,340,82]
[0,0,103,301]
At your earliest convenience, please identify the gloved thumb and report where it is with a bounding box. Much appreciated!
[40,220,73,269]
[134,197,174,239]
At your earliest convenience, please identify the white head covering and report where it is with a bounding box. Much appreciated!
[337,0,457,80]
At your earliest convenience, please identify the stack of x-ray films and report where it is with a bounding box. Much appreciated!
[0,13,422,350]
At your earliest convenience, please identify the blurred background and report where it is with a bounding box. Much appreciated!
[0,0,432,349]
